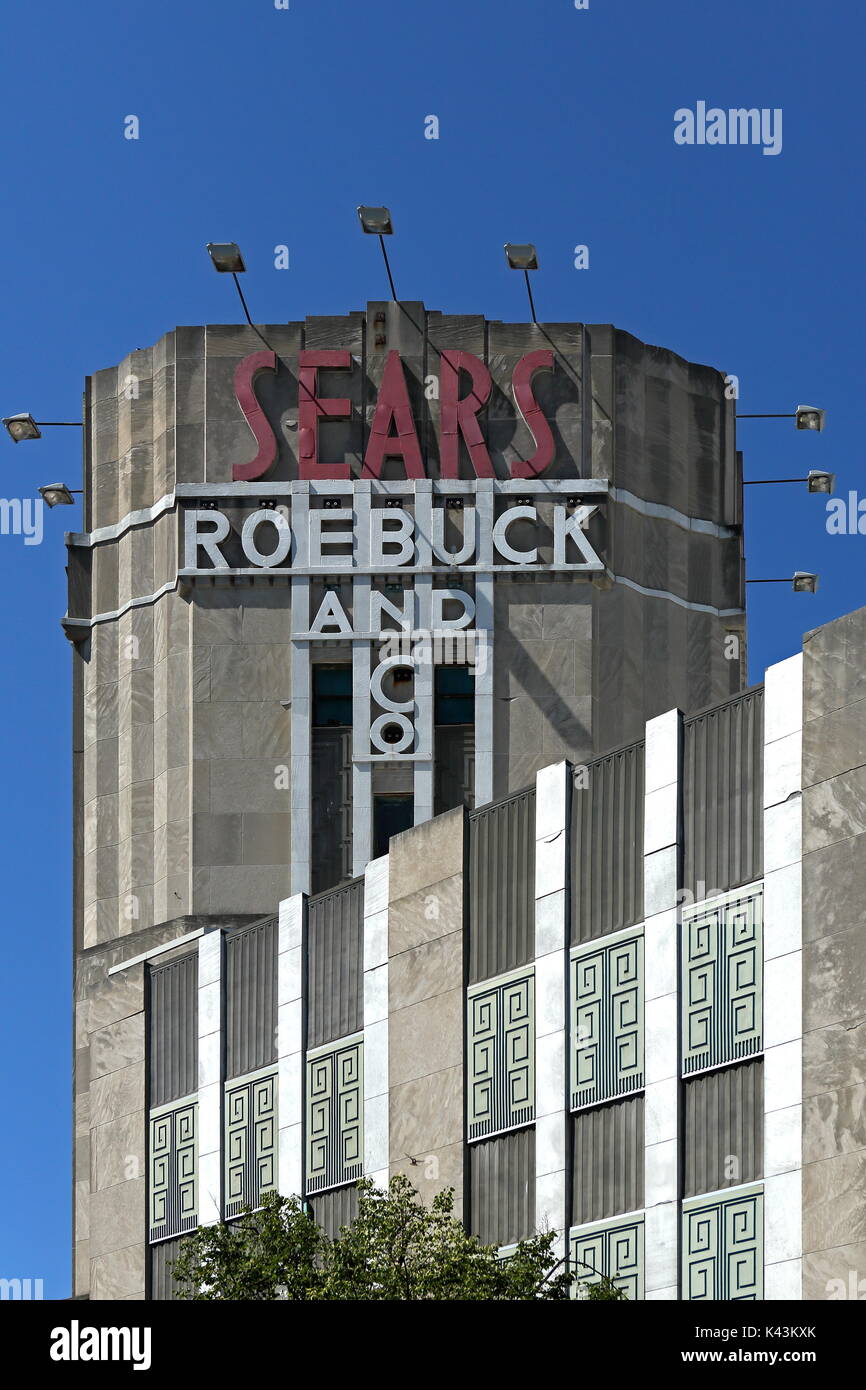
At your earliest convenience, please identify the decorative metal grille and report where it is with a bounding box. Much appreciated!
[224,1068,278,1219]
[683,1184,764,1300]
[570,927,644,1110]
[149,1098,198,1243]
[467,969,534,1141]
[570,1214,644,1300]
[306,1034,364,1194]
[682,887,763,1075]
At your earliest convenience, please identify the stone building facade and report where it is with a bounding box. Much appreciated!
[67,308,865,1300]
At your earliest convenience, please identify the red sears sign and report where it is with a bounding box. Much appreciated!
[233,347,562,483]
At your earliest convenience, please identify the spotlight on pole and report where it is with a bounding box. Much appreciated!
[743,470,837,492]
[737,404,826,431]
[39,483,81,508]
[206,242,246,274]
[796,405,826,433]
[504,244,539,323]
[807,470,835,494]
[357,207,393,236]
[746,573,819,593]
[3,413,41,442]
[357,206,397,300]
[205,241,276,355]
[504,243,539,271]
[2,413,82,441]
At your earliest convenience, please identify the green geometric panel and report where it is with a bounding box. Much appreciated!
[224,1067,278,1219]
[683,1184,764,1300]
[570,1214,644,1300]
[467,969,534,1141]
[306,1034,363,1194]
[682,888,763,1075]
[149,1098,197,1243]
[570,928,644,1110]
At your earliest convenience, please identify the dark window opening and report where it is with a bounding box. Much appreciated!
[311,730,352,895]
[313,664,352,727]
[373,795,414,859]
[434,664,474,726]
[435,665,475,815]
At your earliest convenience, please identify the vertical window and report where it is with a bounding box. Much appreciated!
[435,665,475,815]
[313,664,352,726]
[147,954,199,1249]
[306,1034,364,1194]
[225,1072,278,1220]
[570,926,644,1111]
[682,1185,764,1300]
[150,1102,198,1244]
[682,886,763,1076]
[467,969,535,1141]
[224,919,278,1219]
[373,794,414,858]
[570,1214,645,1300]
[434,665,474,725]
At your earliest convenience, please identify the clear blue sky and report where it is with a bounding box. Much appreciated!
[1,0,863,1296]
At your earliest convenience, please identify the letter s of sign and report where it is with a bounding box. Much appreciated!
[233,350,278,481]
[510,349,555,477]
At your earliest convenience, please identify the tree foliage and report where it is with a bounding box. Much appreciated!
[170,1175,626,1301]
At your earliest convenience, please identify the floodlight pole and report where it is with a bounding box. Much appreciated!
[229,273,279,357]
[232,273,255,327]
[379,236,398,301]
[524,270,538,324]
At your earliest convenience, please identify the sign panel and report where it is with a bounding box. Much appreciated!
[217,343,588,484]
[181,495,604,577]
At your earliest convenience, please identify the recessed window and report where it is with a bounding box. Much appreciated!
[373,795,414,858]
[435,665,474,725]
[313,665,352,727]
